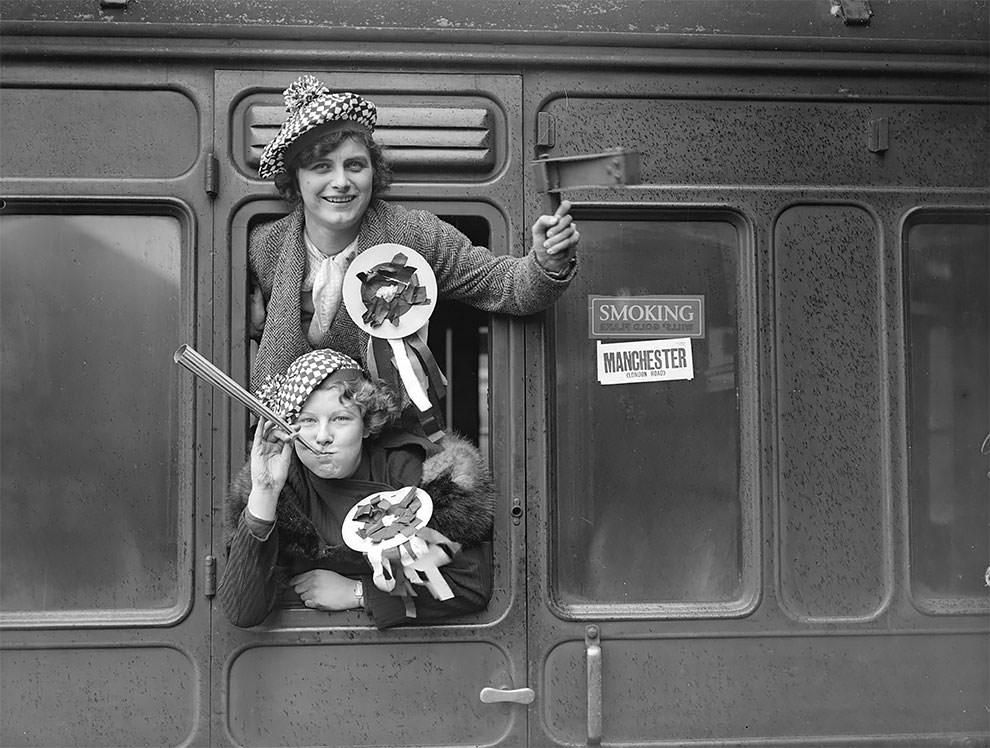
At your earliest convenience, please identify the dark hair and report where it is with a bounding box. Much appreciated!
[316,374,401,436]
[274,128,393,205]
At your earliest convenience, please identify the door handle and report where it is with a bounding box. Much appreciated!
[586,625,603,745]
[479,686,535,704]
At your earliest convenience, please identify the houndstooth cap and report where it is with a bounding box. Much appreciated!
[257,348,363,424]
[258,74,377,179]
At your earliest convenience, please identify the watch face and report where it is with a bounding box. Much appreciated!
[342,244,437,339]
[341,486,433,552]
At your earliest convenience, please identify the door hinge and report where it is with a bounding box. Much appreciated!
[204,555,217,598]
[205,153,219,199]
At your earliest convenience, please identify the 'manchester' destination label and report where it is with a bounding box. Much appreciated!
[589,295,705,339]
[596,338,694,385]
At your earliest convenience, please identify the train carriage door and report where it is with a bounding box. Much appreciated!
[525,199,760,746]
[211,70,530,747]
[0,67,214,746]
[526,83,989,746]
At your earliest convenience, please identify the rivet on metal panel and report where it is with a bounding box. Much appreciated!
[585,625,603,746]
[511,497,523,525]
[867,118,889,153]
[829,0,872,25]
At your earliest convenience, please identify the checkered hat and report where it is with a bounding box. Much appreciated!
[256,349,363,423]
[258,74,377,179]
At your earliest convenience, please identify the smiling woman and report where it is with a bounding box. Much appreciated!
[247,74,581,399]
[296,140,374,239]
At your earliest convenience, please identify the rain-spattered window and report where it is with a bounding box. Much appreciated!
[906,212,989,612]
[550,210,749,615]
[0,207,185,623]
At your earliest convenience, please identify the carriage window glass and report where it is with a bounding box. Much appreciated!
[906,215,989,606]
[552,215,742,607]
[1,211,182,614]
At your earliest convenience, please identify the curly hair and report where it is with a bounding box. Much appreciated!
[315,374,401,436]
[274,128,393,205]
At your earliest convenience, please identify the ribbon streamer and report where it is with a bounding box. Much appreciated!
[367,330,447,442]
[362,529,460,617]
[388,338,432,411]
[347,246,447,442]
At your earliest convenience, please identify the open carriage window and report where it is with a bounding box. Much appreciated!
[426,214,490,452]
[239,206,494,619]
[906,212,989,611]
[550,209,749,614]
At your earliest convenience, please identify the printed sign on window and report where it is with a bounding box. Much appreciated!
[596,338,694,385]
[588,295,705,339]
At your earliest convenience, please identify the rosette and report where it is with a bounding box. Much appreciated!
[342,244,447,441]
[341,487,461,617]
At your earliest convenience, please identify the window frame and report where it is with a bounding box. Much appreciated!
[901,206,990,617]
[542,204,760,621]
[0,198,197,629]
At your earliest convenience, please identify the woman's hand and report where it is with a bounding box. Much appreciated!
[531,200,580,276]
[290,569,362,611]
[247,419,295,521]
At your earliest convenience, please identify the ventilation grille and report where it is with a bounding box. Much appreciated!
[243,104,496,179]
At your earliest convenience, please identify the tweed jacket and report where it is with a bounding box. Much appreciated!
[248,200,576,390]
[218,431,495,629]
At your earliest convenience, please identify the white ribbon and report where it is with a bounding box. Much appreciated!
[387,338,432,411]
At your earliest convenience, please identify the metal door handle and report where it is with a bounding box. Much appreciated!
[586,625,603,745]
[479,686,535,704]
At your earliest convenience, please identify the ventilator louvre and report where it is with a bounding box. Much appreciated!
[244,103,496,179]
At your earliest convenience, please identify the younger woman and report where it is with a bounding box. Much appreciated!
[218,348,494,629]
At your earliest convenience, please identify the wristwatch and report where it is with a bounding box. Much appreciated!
[354,580,364,609]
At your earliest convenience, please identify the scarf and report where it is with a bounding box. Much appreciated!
[251,204,390,391]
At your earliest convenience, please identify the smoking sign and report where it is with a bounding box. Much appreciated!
[589,295,705,339]
[596,338,694,385]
